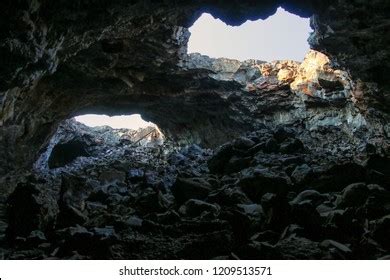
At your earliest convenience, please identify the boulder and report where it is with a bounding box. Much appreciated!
[291,190,327,207]
[128,168,145,183]
[172,177,213,204]
[178,199,220,218]
[238,167,291,202]
[337,183,369,208]
[319,239,352,259]
[208,143,235,174]
[372,215,390,250]
[98,169,126,186]
[291,164,313,184]
[6,182,58,243]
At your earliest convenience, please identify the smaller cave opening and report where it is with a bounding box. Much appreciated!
[187,7,313,62]
[74,114,156,130]
[1,0,390,261]
[36,114,166,171]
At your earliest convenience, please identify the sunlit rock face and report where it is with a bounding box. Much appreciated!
[290,50,352,100]
[253,50,353,100]
[184,50,352,101]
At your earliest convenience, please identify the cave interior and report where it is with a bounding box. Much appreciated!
[0,0,389,260]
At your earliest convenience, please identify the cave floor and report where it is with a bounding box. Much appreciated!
[1,123,390,260]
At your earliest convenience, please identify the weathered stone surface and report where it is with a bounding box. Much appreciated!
[0,0,389,177]
[172,177,213,204]
[0,120,388,259]
[6,181,58,243]
[0,0,390,260]
[290,50,352,99]
[238,167,291,202]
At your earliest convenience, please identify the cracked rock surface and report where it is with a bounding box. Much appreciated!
[0,0,389,260]
[0,118,389,259]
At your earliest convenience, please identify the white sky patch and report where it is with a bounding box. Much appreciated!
[188,7,312,62]
[74,114,156,130]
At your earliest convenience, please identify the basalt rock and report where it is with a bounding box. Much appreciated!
[1,0,389,176]
[0,0,390,260]
[0,120,388,259]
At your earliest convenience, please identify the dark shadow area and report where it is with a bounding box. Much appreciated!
[0,0,389,261]
[48,141,90,169]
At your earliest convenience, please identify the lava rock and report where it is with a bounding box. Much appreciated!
[178,199,220,218]
[48,140,90,168]
[337,183,369,208]
[6,182,58,243]
[224,156,252,174]
[59,174,93,211]
[26,230,47,245]
[290,201,322,238]
[57,205,89,228]
[236,203,263,218]
[291,190,327,207]
[363,184,390,219]
[238,167,291,202]
[172,177,213,204]
[261,193,291,232]
[128,168,145,183]
[235,241,280,259]
[372,215,390,250]
[207,186,252,206]
[264,138,279,153]
[279,139,305,154]
[233,137,256,150]
[319,239,352,259]
[312,163,367,192]
[150,210,181,225]
[208,143,235,174]
[273,127,295,143]
[276,236,322,259]
[291,164,313,184]
[125,216,143,228]
[98,169,126,186]
[92,226,118,241]
[136,189,173,213]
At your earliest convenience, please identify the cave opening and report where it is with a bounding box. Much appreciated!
[36,114,166,171]
[1,0,389,262]
[74,114,156,130]
[187,7,313,62]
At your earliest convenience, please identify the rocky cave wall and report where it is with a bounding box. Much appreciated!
[0,0,390,177]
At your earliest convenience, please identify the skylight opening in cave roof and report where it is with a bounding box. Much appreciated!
[74,114,156,130]
[187,7,313,62]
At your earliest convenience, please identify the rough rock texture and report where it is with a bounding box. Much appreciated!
[0,119,389,259]
[1,0,389,175]
[0,0,390,260]
[35,119,164,170]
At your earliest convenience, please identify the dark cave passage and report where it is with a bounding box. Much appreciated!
[48,140,90,169]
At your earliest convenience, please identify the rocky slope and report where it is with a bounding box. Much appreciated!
[0,0,389,260]
[1,0,389,176]
[1,118,389,259]
[0,50,389,259]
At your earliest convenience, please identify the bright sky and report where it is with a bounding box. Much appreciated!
[188,7,312,62]
[74,114,156,129]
